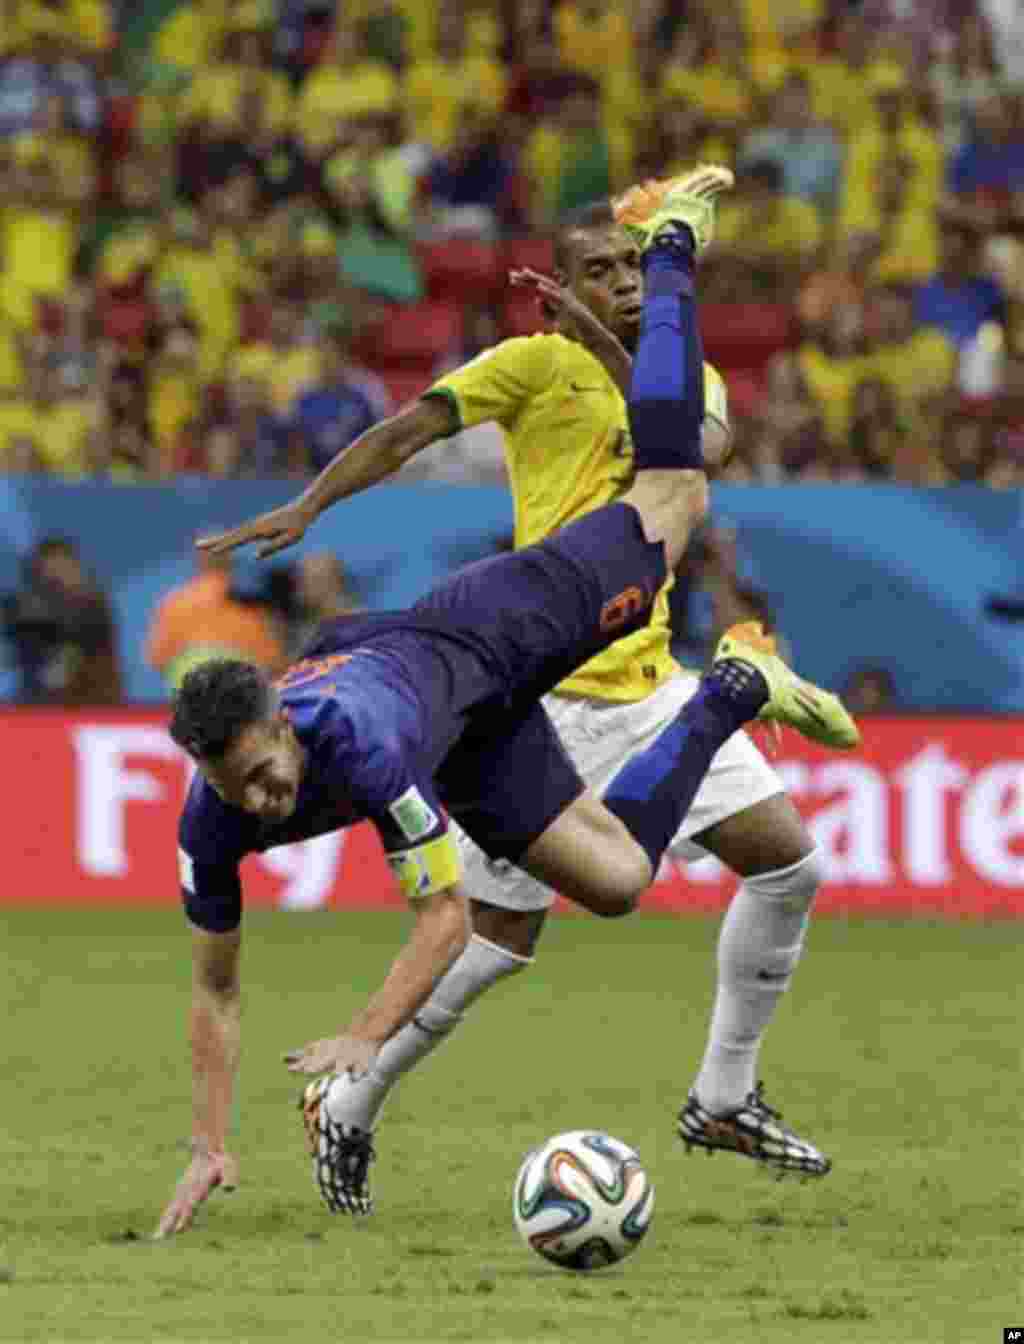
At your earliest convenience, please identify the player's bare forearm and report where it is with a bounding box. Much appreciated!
[296,398,455,521]
[347,885,470,1045]
[284,886,470,1077]
[188,926,242,1153]
[154,930,241,1237]
[190,979,240,1154]
[197,399,457,558]
[570,311,633,397]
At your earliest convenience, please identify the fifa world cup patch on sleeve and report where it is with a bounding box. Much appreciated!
[178,846,195,893]
[388,786,439,842]
[386,834,461,903]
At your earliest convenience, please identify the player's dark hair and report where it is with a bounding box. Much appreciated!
[170,659,276,760]
[553,200,617,275]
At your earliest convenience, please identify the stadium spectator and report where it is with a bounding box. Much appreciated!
[659,13,755,134]
[153,206,242,384]
[424,101,517,239]
[930,15,1005,152]
[914,217,1007,352]
[869,282,958,444]
[798,230,882,339]
[553,0,636,84]
[854,0,983,76]
[741,72,843,211]
[754,350,830,479]
[289,548,363,651]
[841,663,899,714]
[147,315,203,474]
[295,19,398,161]
[144,547,286,690]
[207,370,301,477]
[797,299,872,449]
[936,406,999,481]
[843,147,939,284]
[843,377,910,479]
[714,158,823,301]
[178,6,292,148]
[504,31,578,135]
[947,89,1024,233]
[0,343,104,478]
[805,12,893,141]
[361,0,410,72]
[0,124,91,331]
[646,96,727,186]
[738,0,824,94]
[287,325,381,472]
[840,67,944,268]
[325,111,423,303]
[403,6,506,154]
[0,4,104,138]
[523,74,629,227]
[2,535,121,704]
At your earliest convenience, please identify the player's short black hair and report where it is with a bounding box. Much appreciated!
[553,200,618,275]
[170,659,276,760]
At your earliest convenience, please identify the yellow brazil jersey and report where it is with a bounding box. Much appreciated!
[423,334,729,703]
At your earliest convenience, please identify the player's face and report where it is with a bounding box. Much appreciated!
[567,228,643,353]
[202,715,305,823]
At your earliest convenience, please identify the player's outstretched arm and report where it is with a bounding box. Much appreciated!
[284,884,470,1078]
[154,926,241,1239]
[197,397,456,559]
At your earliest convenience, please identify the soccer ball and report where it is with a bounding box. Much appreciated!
[512,1130,654,1271]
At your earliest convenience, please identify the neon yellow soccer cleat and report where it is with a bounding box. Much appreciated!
[715,622,860,750]
[612,165,735,254]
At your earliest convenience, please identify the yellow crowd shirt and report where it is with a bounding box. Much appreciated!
[296,62,398,154]
[402,53,506,151]
[424,334,729,702]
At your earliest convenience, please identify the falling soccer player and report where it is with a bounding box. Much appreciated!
[156,168,858,1236]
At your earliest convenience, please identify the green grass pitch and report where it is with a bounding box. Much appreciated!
[2,908,1020,1343]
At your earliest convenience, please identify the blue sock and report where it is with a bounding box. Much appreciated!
[603,660,768,874]
[628,230,705,472]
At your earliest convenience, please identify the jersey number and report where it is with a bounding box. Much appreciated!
[599,585,650,633]
[276,653,352,689]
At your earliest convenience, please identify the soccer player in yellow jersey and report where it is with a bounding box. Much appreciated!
[204,198,836,1193]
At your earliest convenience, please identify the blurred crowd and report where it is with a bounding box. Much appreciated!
[0,0,1021,487]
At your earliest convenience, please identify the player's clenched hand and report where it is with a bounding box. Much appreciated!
[196,502,314,560]
[284,1035,379,1080]
[153,1148,238,1239]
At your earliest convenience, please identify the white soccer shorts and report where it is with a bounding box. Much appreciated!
[452,670,784,912]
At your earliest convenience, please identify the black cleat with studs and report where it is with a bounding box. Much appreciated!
[678,1082,831,1179]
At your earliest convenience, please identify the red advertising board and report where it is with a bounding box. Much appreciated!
[4,709,1022,918]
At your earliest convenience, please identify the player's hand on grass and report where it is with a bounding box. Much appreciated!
[196,501,315,560]
[284,1034,379,1080]
[153,1147,239,1239]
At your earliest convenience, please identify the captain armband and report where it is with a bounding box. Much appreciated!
[386,832,462,906]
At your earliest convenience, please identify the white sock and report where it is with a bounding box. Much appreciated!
[326,934,530,1132]
[693,850,822,1116]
